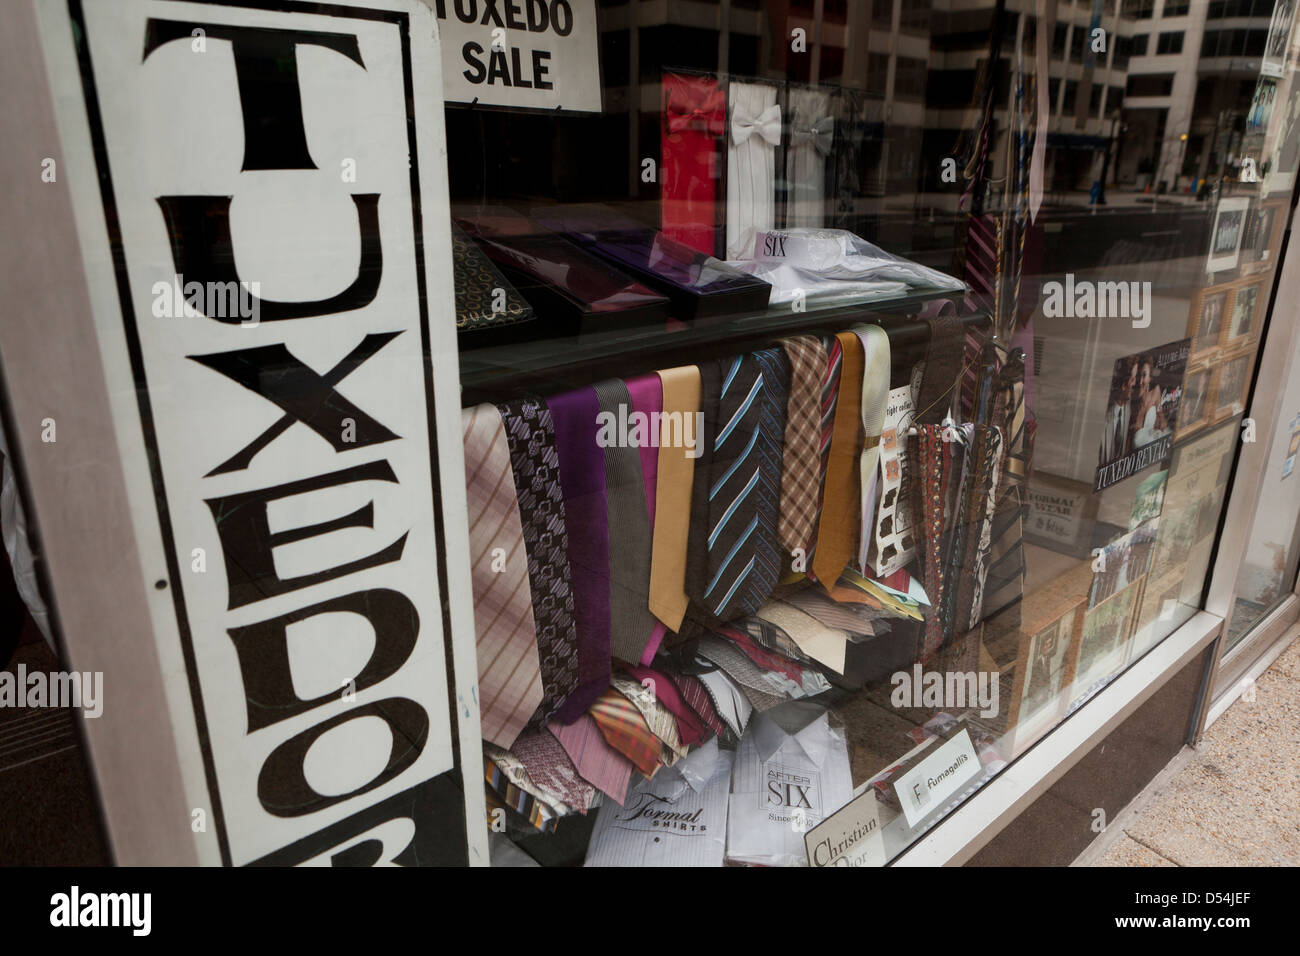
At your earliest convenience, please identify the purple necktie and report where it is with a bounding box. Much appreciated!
[626,374,668,665]
[546,387,613,719]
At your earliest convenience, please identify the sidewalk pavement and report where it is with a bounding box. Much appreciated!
[1092,634,1300,867]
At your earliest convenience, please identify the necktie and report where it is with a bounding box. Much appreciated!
[810,334,844,563]
[985,349,1029,618]
[495,399,580,723]
[780,587,877,636]
[593,379,657,664]
[545,388,613,720]
[661,72,727,256]
[811,331,864,588]
[510,726,597,813]
[916,315,965,424]
[611,675,685,758]
[958,426,1005,631]
[715,625,804,683]
[461,405,545,749]
[623,664,708,747]
[588,687,664,777]
[727,81,781,259]
[669,674,729,740]
[696,353,785,620]
[732,614,811,665]
[784,87,834,228]
[547,715,634,806]
[626,374,668,664]
[451,222,534,333]
[649,366,701,632]
[854,325,892,572]
[778,335,828,558]
[911,424,955,662]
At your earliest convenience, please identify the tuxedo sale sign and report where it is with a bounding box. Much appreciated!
[35,0,482,865]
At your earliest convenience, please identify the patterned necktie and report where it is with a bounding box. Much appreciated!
[778,335,828,557]
[911,424,956,662]
[695,353,785,620]
[461,405,545,749]
[547,714,634,806]
[811,331,864,588]
[649,366,702,633]
[985,348,1029,618]
[510,726,596,813]
[588,687,664,777]
[593,379,657,664]
[495,398,579,724]
[809,334,844,564]
[854,325,891,572]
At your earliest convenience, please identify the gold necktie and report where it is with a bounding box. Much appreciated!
[649,365,701,631]
[811,332,864,587]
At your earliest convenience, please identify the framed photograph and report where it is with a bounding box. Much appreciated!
[1069,577,1144,706]
[1089,521,1158,609]
[1095,340,1190,493]
[1176,364,1212,440]
[1212,352,1252,420]
[1240,199,1288,274]
[1187,285,1231,361]
[1206,197,1249,276]
[1006,604,1085,757]
[1223,279,1263,347]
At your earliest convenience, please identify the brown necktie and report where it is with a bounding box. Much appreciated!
[462,405,545,749]
[811,331,864,587]
[778,336,828,556]
[649,365,701,631]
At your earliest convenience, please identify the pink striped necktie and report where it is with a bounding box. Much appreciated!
[462,404,545,749]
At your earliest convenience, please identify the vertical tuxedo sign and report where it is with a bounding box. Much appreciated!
[36,0,483,865]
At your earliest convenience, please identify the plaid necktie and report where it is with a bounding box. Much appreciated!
[461,404,545,749]
[777,335,828,556]
[588,687,664,777]
[495,398,579,725]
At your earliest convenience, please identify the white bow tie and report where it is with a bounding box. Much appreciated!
[792,115,835,156]
[731,103,782,147]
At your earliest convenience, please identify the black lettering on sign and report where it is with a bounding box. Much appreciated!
[143,20,365,171]
[462,41,487,83]
[227,588,419,732]
[189,332,402,476]
[155,195,383,323]
[205,459,409,610]
[257,697,428,817]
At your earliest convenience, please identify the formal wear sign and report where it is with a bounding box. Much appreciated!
[431,0,601,112]
[36,0,481,865]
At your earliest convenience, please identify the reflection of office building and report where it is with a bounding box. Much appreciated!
[1120,0,1284,191]
[927,0,1134,198]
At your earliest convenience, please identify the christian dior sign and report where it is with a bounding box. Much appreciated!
[44,0,476,864]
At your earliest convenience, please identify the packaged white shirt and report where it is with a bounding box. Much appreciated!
[584,739,734,867]
[727,228,966,306]
[726,702,853,867]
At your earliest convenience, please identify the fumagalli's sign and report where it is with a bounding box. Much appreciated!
[430,0,601,112]
[37,0,483,865]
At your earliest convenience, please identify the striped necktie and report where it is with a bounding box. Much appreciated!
[494,398,579,724]
[694,353,786,620]
[461,405,545,748]
[777,335,828,558]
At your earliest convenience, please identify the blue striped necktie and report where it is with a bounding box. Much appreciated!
[688,352,787,622]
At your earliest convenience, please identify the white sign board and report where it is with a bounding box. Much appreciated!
[892,729,981,828]
[36,0,483,866]
[804,791,886,867]
[431,0,602,111]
